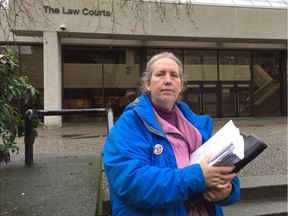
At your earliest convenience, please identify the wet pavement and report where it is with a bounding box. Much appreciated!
[0,116,287,216]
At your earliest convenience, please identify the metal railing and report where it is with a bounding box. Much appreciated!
[24,108,114,166]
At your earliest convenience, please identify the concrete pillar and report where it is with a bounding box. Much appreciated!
[43,31,62,127]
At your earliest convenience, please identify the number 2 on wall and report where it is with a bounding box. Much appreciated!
[126,66,131,74]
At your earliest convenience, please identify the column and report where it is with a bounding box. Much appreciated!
[43,31,62,127]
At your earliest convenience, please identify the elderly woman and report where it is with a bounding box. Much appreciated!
[102,52,240,215]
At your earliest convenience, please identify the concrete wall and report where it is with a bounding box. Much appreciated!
[8,0,287,43]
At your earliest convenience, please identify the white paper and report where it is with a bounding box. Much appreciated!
[190,120,244,166]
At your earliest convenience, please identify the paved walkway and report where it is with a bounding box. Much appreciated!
[0,117,287,215]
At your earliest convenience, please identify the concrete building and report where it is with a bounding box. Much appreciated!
[1,0,287,127]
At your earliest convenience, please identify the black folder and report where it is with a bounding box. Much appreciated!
[232,134,268,173]
[187,133,268,208]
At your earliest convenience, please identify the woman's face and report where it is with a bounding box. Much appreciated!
[145,57,183,110]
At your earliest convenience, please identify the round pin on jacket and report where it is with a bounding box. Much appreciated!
[153,144,163,155]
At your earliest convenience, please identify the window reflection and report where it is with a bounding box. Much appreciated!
[15,45,284,120]
[147,48,182,62]
[252,51,280,116]
[184,50,217,81]
[219,51,251,81]
[20,45,44,112]
[63,47,140,121]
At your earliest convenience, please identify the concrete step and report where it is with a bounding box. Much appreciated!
[240,175,287,200]
[223,197,287,216]
[102,175,287,215]
[224,175,287,216]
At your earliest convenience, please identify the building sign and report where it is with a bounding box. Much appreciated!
[43,5,111,17]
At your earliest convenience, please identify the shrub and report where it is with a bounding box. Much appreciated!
[0,46,43,164]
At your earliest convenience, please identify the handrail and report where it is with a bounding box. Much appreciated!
[24,108,114,166]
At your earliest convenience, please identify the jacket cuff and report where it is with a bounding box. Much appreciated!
[183,163,206,195]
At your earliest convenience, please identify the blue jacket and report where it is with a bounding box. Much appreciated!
[102,94,240,215]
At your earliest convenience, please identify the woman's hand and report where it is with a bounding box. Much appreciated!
[199,155,236,189]
[202,182,233,202]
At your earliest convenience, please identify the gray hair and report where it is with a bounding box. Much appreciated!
[140,52,184,93]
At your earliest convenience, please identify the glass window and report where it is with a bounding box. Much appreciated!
[102,50,126,64]
[20,45,44,89]
[19,45,44,110]
[252,51,280,116]
[143,0,288,8]
[251,0,271,7]
[195,0,214,3]
[103,49,139,89]
[63,47,125,64]
[146,49,182,62]
[1,0,9,9]
[184,50,217,81]
[215,0,234,5]
[253,51,280,81]
[219,51,251,81]
[232,0,253,6]
[62,47,140,121]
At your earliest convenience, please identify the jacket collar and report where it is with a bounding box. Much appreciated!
[124,94,165,136]
[123,93,213,142]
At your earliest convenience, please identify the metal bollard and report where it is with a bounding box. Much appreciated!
[24,109,34,166]
[106,108,114,132]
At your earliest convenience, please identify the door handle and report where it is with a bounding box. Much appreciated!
[234,93,237,113]
[199,93,203,113]
[234,93,240,113]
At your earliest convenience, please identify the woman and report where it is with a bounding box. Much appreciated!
[102,52,240,215]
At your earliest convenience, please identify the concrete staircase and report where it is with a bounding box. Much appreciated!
[223,175,287,216]
[101,175,287,216]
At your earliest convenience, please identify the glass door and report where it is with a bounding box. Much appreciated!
[219,82,252,117]
[184,82,217,117]
[184,81,252,117]
[201,83,217,116]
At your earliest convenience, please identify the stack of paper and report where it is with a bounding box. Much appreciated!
[190,120,244,166]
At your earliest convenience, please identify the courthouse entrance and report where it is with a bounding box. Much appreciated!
[219,81,252,117]
[55,47,284,122]
[183,81,253,118]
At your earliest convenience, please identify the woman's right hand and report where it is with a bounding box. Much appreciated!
[199,155,236,189]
